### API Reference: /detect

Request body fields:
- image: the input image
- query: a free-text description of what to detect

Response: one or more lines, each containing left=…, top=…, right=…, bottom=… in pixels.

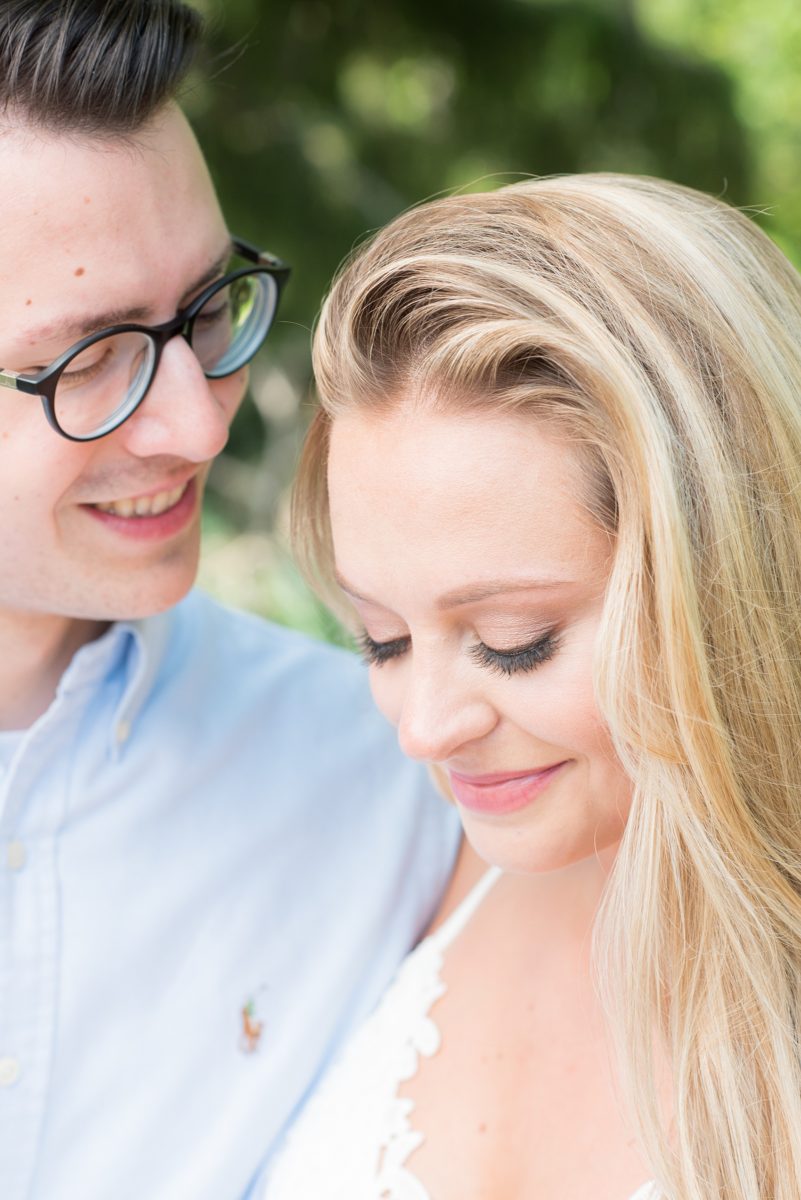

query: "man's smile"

left=90, top=479, right=190, bottom=517
left=81, top=476, right=200, bottom=541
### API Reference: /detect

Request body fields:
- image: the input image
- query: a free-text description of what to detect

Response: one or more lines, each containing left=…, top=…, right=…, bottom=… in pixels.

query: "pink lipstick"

left=448, top=761, right=568, bottom=816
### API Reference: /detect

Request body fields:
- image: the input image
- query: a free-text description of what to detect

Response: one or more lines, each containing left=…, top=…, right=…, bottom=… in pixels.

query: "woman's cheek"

left=367, top=666, right=404, bottom=729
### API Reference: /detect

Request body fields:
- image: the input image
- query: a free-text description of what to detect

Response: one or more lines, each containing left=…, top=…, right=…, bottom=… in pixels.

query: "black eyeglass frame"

left=0, top=236, right=290, bottom=442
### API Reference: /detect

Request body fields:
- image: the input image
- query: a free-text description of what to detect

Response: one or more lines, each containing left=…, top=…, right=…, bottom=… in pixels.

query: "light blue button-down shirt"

left=0, top=590, right=460, bottom=1200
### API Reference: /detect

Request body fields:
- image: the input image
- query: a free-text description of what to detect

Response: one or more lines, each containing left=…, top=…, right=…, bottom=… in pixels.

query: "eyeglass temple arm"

left=0, top=368, right=39, bottom=395
left=232, top=236, right=289, bottom=273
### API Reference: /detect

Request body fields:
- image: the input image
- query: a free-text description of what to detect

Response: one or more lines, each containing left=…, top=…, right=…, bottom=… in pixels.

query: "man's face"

left=0, top=105, right=246, bottom=623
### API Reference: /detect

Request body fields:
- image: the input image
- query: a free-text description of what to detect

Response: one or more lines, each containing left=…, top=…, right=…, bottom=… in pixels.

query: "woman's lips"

left=448, top=761, right=568, bottom=815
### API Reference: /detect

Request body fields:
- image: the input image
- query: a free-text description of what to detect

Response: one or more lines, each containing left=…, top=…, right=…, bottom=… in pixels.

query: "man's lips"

left=447, top=761, right=569, bottom=816
left=81, top=470, right=198, bottom=510
left=80, top=476, right=200, bottom=542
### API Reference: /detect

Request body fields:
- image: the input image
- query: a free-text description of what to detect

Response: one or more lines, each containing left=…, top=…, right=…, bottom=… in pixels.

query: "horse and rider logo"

left=240, top=993, right=265, bottom=1054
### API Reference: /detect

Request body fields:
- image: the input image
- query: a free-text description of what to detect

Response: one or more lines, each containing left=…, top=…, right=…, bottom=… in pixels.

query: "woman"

left=266, top=175, right=801, bottom=1199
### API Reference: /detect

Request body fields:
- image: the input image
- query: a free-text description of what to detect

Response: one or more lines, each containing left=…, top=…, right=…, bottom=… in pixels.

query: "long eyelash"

left=469, top=632, right=559, bottom=677
left=357, top=631, right=410, bottom=667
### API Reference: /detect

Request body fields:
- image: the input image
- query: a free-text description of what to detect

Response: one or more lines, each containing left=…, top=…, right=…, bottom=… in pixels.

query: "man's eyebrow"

left=334, top=573, right=571, bottom=609
left=20, top=238, right=234, bottom=348
left=177, top=240, right=234, bottom=306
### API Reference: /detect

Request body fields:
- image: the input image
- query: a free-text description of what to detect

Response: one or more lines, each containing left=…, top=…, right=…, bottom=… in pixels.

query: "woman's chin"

left=461, top=814, right=623, bottom=878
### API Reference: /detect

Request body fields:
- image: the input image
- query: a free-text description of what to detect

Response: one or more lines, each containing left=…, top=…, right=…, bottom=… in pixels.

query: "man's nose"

left=118, top=333, right=242, bottom=461
left=396, top=653, right=497, bottom=764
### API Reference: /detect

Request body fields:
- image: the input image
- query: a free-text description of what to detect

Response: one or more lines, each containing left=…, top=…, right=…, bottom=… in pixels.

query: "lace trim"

left=374, top=936, right=447, bottom=1199
left=374, top=870, right=506, bottom=1199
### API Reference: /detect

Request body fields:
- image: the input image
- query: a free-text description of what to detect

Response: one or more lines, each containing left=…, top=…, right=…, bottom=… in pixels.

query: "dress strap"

left=429, top=865, right=503, bottom=952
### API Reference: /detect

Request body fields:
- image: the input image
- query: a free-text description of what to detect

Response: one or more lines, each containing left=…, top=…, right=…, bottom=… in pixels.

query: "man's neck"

left=0, top=611, right=110, bottom=731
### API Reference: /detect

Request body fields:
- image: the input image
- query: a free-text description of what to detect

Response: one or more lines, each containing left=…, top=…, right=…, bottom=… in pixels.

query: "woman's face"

left=327, top=404, right=633, bottom=874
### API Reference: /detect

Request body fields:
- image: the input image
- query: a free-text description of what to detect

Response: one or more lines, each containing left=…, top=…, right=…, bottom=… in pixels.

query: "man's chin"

left=112, top=562, right=200, bottom=622
left=70, top=547, right=202, bottom=624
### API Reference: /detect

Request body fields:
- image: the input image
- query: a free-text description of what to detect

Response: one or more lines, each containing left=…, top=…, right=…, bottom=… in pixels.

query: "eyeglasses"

left=0, top=237, right=290, bottom=441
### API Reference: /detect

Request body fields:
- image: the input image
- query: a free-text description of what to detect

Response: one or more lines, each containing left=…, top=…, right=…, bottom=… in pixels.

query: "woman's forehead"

left=327, top=406, right=610, bottom=604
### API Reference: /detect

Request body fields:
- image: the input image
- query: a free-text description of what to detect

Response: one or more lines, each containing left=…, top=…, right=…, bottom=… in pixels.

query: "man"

left=0, top=3, right=459, bottom=1198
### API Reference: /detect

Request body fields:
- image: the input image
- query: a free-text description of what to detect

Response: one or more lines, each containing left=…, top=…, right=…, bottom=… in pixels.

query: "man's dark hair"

left=0, top=0, right=204, bottom=136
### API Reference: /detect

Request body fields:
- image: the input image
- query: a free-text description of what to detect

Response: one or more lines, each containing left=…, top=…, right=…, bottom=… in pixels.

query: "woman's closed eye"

left=358, top=630, right=559, bottom=675
left=469, top=631, right=559, bottom=676
left=357, top=632, right=410, bottom=667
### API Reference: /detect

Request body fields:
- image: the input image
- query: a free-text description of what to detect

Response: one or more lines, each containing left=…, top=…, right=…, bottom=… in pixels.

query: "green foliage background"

left=186, top=0, right=801, bottom=639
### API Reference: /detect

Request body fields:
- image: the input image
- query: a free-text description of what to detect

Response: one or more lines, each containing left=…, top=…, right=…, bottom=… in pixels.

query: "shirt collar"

left=55, top=608, right=174, bottom=759
left=110, top=610, right=173, bottom=758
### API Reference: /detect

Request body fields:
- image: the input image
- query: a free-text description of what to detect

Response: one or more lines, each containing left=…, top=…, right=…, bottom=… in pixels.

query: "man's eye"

left=60, top=345, right=115, bottom=387
left=357, top=632, right=410, bottom=667
left=194, top=301, right=229, bottom=327
left=469, top=632, right=559, bottom=676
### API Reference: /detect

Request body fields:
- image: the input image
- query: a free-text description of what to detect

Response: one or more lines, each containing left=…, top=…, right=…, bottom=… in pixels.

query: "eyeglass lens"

left=191, top=272, right=278, bottom=378
left=54, top=332, right=156, bottom=440
left=52, top=271, right=278, bottom=439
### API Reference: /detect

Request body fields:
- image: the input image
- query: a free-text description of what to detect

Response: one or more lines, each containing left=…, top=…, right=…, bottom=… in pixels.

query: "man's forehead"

left=0, top=105, right=221, bottom=258
left=0, top=107, right=230, bottom=355
left=12, top=241, right=233, bottom=351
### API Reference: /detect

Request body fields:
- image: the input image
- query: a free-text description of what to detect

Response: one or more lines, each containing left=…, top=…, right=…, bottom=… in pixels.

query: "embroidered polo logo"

left=240, top=997, right=264, bottom=1054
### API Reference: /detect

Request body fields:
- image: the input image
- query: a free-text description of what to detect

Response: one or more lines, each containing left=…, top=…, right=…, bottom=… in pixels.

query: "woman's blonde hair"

left=293, top=174, right=801, bottom=1199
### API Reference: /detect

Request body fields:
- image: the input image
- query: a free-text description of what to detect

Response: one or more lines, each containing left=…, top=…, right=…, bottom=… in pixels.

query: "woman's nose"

left=395, top=654, right=497, bottom=764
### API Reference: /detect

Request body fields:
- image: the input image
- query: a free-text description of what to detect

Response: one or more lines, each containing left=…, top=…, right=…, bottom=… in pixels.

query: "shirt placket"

left=0, top=700, right=87, bottom=1200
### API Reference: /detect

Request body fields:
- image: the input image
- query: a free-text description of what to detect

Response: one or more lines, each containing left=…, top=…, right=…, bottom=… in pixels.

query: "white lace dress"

left=261, top=868, right=660, bottom=1200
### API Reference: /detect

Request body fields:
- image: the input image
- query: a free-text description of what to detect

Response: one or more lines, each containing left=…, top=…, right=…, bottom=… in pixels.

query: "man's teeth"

left=94, top=483, right=187, bottom=517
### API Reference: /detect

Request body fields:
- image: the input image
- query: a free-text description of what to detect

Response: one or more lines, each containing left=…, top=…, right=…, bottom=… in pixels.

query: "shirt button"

left=115, top=720, right=131, bottom=744
left=6, top=841, right=26, bottom=871
left=0, top=1058, right=20, bottom=1087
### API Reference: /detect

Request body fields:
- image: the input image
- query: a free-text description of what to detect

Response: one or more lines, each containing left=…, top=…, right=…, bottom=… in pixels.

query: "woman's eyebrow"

left=334, top=572, right=571, bottom=609
left=434, top=578, right=572, bottom=608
